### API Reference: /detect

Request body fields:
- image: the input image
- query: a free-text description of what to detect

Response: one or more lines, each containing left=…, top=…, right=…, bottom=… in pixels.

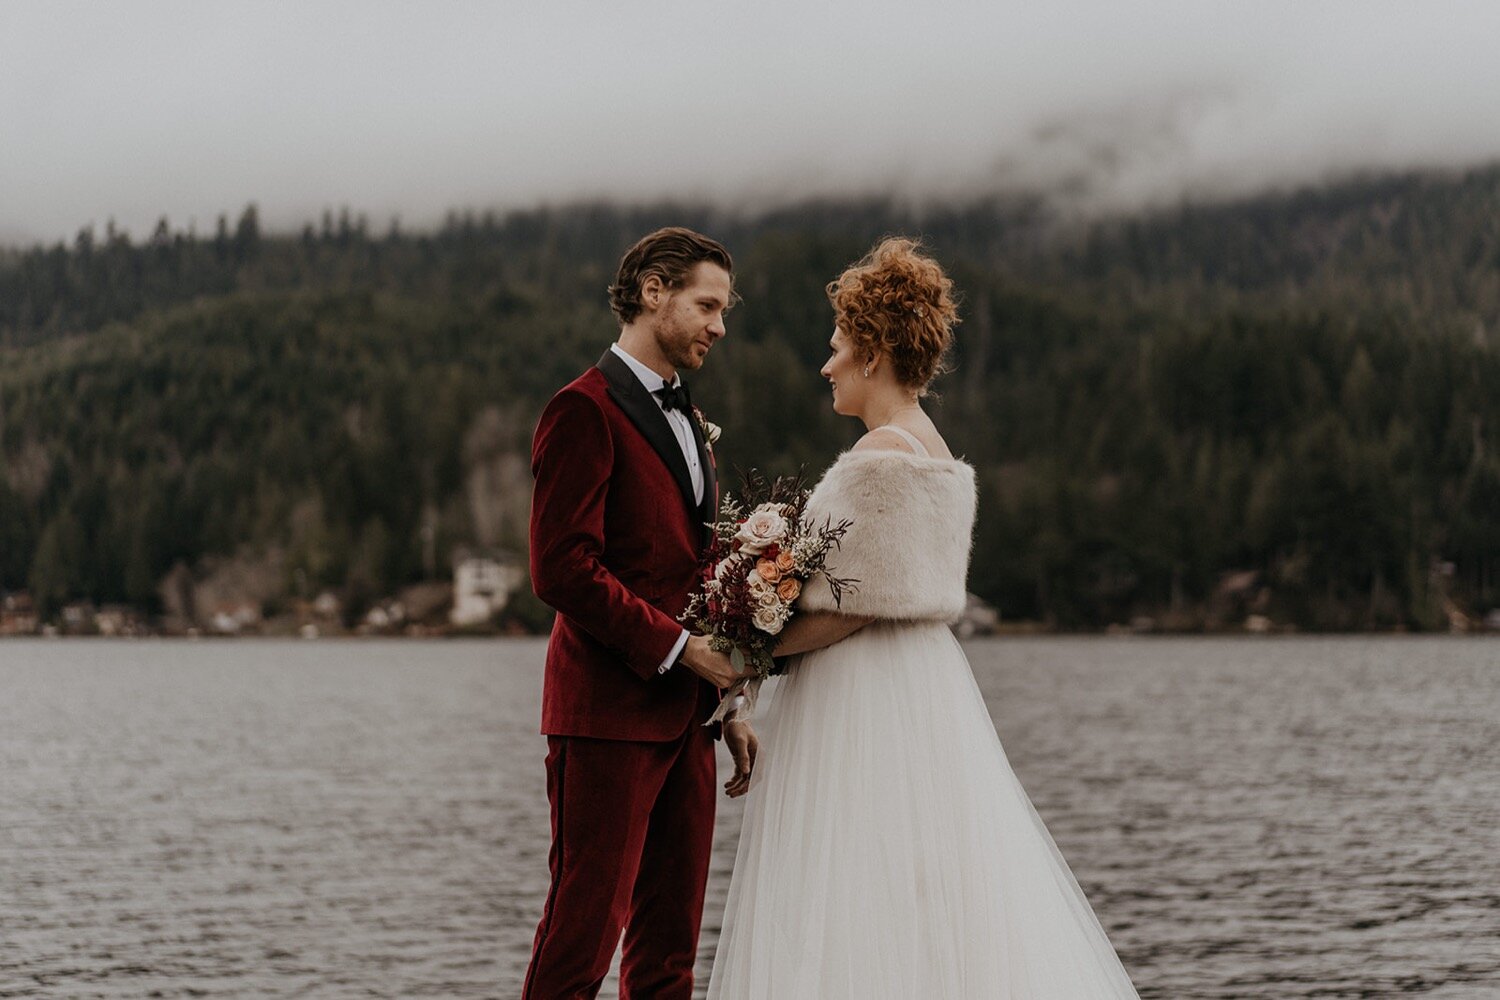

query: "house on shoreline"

left=450, top=547, right=525, bottom=628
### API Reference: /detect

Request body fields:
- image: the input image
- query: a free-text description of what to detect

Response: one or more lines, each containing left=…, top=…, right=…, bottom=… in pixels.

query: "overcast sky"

left=4, top=0, right=1500, bottom=244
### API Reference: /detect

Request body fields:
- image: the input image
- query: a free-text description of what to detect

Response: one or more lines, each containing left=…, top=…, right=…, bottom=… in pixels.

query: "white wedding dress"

left=707, top=427, right=1140, bottom=999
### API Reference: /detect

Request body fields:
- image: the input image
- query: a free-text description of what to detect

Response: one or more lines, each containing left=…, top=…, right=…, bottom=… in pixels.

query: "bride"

left=707, top=239, right=1140, bottom=998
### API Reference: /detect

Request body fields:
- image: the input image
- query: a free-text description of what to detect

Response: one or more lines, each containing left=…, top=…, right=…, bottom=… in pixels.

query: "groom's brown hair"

left=609, top=227, right=735, bottom=324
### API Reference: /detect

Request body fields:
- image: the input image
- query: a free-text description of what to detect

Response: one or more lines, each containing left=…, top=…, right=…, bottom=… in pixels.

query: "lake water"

left=1, top=637, right=1497, bottom=998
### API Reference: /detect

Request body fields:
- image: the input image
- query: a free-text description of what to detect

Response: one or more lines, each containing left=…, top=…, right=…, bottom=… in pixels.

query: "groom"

left=523, top=227, right=751, bottom=999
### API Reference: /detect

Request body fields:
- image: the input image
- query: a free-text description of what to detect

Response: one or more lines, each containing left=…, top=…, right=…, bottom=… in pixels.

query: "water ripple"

left=1, top=637, right=1497, bottom=997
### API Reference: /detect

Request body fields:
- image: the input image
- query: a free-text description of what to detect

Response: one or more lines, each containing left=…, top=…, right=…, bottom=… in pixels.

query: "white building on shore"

left=451, top=548, right=525, bottom=627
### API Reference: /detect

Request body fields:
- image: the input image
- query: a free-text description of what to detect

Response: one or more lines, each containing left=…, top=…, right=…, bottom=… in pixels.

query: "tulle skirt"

left=706, top=621, right=1140, bottom=999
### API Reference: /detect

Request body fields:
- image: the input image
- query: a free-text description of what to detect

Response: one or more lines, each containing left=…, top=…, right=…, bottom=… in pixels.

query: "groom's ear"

left=639, top=273, right=665, bottom=312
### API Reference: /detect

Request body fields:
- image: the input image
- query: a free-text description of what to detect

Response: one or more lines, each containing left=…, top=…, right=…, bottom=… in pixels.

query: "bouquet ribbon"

left=705, top=673, right=766, bottom=726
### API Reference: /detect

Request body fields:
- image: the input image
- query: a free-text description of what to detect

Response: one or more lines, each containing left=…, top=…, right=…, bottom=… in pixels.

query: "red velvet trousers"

left=521, top=726, right=717, bottom=999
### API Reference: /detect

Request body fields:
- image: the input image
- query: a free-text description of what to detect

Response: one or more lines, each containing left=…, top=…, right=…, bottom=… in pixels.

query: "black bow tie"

left=653, top=381, right=691, bottom=413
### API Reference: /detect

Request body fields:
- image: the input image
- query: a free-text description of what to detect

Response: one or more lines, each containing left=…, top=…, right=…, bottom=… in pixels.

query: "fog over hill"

left=4, top=1, right=1500, bottom=243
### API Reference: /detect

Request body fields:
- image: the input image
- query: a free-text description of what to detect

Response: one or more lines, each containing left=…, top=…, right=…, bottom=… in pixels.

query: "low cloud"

left=3, top=1, right=1500, bottom=242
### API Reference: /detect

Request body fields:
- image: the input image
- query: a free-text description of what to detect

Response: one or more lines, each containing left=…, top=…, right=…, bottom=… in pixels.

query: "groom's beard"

left=650, top=309, right=704, bottom=371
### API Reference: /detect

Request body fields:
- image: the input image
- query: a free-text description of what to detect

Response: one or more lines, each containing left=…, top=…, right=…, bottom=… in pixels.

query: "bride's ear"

left=862, top=352, right=879, bottom=378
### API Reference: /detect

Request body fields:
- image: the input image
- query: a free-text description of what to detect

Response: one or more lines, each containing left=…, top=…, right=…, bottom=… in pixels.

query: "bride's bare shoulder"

left=851, top=428, right=916, bottom=454
left=849, top=426, right=955, bottom=460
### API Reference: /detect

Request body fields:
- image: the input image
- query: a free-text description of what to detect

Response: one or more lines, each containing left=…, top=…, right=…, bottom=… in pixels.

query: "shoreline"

left=3, top=628, right=1496, bottom=641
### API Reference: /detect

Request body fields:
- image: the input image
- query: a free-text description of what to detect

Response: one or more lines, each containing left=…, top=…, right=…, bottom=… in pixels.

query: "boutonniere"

left=692, top=405, right=722, bottom=448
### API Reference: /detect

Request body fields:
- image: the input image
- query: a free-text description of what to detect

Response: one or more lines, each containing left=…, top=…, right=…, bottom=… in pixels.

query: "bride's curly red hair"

left=827, top=237, right=958, bottom=394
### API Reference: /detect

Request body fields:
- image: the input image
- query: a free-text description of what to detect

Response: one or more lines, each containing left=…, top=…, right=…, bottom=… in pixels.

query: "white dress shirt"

left=609, top=342, right=699, bottom=674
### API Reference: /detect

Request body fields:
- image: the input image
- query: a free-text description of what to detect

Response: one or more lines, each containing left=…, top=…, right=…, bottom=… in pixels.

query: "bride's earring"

left=863, top=366, right=870, bottom=378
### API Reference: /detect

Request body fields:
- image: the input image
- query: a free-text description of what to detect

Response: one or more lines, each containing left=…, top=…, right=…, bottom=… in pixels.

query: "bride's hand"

left=724, top=720, right=758, bottom=798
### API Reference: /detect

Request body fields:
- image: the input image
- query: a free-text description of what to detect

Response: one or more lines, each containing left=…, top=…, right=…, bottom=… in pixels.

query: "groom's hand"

left=724, top=720, right=758, bottom=798
left=678, top=634, right=744, bottom=689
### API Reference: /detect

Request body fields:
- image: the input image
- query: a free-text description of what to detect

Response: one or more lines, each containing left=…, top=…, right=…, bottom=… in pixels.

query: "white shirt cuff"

left=659, top=629, right=690, bottom=674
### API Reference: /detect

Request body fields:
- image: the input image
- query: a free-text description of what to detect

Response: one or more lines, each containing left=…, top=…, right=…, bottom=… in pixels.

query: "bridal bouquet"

left=680, top=470, right=855, bottom=724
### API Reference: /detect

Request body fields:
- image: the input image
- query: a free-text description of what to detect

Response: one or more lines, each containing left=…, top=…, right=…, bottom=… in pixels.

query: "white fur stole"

left=795, top=449, right=977, bottom=622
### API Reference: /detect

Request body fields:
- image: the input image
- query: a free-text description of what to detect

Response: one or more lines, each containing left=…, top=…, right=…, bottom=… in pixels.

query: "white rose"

left=752, top=603, right=787, bottom=634
left=734, top=506, right=789, bottom=554
left=745, top=568, right=775, bottom=598
left=714, top=556, right=744, bottom=583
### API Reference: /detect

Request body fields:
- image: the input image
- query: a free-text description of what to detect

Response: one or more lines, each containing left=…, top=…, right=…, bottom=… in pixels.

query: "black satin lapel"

left=688, top=411, right=717, bottom=544
left=596, top=349, right=699, bottom=520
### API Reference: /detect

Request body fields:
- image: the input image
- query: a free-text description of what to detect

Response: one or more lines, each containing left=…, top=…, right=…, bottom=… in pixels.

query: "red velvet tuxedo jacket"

left=529, top=348, right=720, bottom=741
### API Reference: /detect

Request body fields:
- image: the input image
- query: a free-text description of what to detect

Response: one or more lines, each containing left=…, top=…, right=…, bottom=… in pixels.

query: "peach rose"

left=775, top=550, right=796, bottom=574
left=755, top=557, right=782, bottom=584
left=777, top=577, right=801, bottom=602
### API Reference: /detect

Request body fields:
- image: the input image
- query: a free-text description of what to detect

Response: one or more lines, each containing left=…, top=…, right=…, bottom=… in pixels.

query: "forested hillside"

left=3, top=164, right=1499, bottom=630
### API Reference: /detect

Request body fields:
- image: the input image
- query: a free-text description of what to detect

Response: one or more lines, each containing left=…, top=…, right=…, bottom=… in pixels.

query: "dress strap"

left=879, top=423, right=930, bottom=457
